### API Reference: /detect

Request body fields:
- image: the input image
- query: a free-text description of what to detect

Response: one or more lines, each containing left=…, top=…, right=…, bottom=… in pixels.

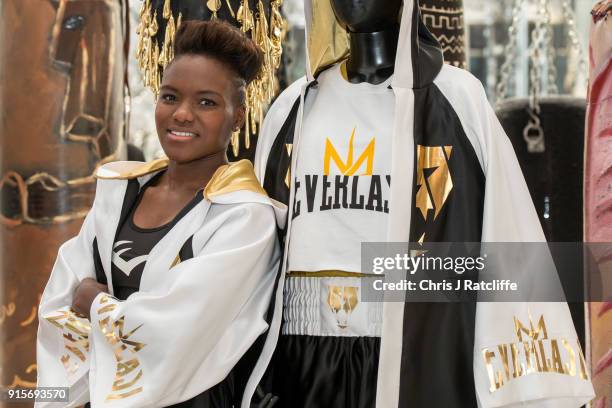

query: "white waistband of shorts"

left=282, top=274, right=383, bottom=337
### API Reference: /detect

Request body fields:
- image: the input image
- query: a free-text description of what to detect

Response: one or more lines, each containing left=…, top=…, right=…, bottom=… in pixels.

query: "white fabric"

left=282, top=276, right=383, bottom=337
left=36, top=164, right=283, bottom=407
left=288, top=63, right=393, bottom=273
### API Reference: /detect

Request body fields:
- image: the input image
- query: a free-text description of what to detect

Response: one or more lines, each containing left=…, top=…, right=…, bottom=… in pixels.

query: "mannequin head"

left=330, top=0, right=402, bottom=32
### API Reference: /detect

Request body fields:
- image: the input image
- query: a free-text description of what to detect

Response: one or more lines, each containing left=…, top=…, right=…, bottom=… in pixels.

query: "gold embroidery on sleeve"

left=482, top=314, right=590, bottom=392
left=96, top=294, right=146, bottom=401
left=44, top=307, right=91, bottom=377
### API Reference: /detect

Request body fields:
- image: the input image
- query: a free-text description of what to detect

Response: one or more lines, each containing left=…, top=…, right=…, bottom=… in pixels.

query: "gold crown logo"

left=324, top=127, right=375, bottom=176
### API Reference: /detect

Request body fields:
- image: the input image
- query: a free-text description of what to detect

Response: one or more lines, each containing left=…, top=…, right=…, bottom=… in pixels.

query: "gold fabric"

left=94, top=158, right=267, bottom=200
left=94, top=158, right=170, bottom=180
left=205, top=159, right=268, bottom=199
left=308, top=0, right=350, bottom=76
left=287, top=270, right=380, bottom=278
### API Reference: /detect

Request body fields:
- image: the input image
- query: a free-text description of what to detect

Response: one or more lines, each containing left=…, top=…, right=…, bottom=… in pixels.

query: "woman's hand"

left=72, top=278, right=109, bottom=320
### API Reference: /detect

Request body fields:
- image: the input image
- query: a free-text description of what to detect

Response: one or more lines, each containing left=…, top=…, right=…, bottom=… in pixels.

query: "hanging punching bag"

left=0, top=0, right=127, bottom=391
left=496, top=97, right=586, bottom=243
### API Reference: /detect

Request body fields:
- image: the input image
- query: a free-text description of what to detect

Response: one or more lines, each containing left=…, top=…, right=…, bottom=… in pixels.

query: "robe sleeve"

left=87, top=201, right=279, bottom=407
left=472, top=83, right=595, bottom=407
left=35, top=206, right=97, bottom=407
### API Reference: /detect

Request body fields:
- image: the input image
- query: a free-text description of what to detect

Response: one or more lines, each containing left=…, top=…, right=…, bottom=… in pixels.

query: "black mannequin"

left=330, top=0, right=402, bottom=84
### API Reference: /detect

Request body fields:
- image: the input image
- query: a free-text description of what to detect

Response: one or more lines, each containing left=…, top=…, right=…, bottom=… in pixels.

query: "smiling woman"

left=35, top=21, right=284, bottom=408
left=155, top=20, right=262, bottom=166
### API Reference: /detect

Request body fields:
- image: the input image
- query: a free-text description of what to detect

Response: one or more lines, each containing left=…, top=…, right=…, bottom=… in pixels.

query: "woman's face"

left=155, top=54, right=244, bottom=163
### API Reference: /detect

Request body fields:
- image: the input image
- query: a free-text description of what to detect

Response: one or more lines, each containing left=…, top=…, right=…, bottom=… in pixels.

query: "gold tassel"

left=152, top=41, right=161, bottom=96
left=160, top=14, right=176, bottom=68
left=231, top=129, right=240, bottom=157
left=225, top=0, right=236, bottom=18
left=163, top=0, right=172, bottom=19
left=207, top=0, right=222, bottom=20
left=148, top=10, right=159, bottom=36
left=237, top=0, right=254, bottom=33
left=176, top=12, right=183, bottom=30
left=269, top=0, right=284, bottom=71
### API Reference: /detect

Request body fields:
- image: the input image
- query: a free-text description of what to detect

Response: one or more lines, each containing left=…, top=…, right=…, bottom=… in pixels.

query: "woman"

left=35, top=20, right=284, bottom=408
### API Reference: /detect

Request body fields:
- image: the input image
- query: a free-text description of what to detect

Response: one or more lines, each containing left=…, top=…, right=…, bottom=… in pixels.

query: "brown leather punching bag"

left=0, top=0, right=127, bottom=400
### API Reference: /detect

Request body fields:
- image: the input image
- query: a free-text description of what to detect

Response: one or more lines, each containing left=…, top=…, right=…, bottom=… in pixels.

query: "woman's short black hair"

left=173, top=20, right=263, bottom=85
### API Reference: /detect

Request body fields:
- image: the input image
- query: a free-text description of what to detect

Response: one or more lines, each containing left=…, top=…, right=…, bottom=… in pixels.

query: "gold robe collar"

left=95, top=158, right=266, bottom=199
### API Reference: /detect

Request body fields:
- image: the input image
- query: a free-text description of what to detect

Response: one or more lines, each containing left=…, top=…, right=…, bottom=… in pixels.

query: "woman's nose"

left=172, top=102, right=194, bottom=124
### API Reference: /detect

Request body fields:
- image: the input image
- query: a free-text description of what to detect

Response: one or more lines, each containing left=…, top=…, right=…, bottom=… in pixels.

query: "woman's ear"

left=233, top=104, right=246, bottom=131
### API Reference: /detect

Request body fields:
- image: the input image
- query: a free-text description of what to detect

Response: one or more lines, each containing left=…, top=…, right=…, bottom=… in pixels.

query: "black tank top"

left=111, top=171, right=202, bottom=300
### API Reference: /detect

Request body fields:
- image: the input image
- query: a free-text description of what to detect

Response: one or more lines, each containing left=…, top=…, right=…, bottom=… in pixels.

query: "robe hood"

left=304, top=0, right=443, bottom=89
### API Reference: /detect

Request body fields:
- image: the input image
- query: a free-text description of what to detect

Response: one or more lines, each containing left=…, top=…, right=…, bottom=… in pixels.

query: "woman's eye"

left=160, top=94, right=176, bottom=102
left=200, top=99, right=217, bottom=107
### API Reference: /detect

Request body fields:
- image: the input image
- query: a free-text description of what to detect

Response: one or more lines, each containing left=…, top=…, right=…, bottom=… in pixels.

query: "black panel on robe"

left=397, top=83, right=484, bottom=408
left=263, top=92, right=303, bottom=207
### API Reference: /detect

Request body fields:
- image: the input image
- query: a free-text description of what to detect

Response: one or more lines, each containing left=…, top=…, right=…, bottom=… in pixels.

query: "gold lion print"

left=327, top=285, right=359, bottom=329
left=482, top=314, right=589, bottom=393
left=97, top=294, right=146, bottom=401
left=44, top=307, right=91, bottom=377
left=415, top=145, right=453, bottom=243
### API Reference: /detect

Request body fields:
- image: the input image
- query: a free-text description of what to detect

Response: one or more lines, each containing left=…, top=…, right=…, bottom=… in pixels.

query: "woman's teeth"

left=169, top=130, right=197, bottom=137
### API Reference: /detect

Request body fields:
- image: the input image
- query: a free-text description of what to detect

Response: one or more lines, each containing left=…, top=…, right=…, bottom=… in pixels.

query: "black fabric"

left=396, top=84, right=484, bottom=408
left=412, top=6, right=444, bottom=89
left=111, top=172, right=202, bottom=300
left=263, top=94, right=302, bottom=207
left=270, top=335, right=380, bottom=408
left=495, top=97, right=585, bottom=243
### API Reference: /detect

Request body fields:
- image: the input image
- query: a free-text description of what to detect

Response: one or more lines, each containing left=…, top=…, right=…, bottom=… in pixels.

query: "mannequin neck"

left=345, top=25, right=399, bottom=84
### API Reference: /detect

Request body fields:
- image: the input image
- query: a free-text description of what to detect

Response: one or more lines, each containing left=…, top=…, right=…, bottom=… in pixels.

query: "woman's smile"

left=166, top=128, right=200, bottom=141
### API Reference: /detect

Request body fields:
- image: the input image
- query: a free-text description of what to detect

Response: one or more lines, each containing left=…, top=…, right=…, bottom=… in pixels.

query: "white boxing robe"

left=36, top=159, right=285, bottom=407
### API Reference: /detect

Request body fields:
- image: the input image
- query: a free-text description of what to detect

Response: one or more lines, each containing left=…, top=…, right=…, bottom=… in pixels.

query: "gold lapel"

left=95, top=158, right=170, bottom=180
left=204, top=160, right=267, bottom=199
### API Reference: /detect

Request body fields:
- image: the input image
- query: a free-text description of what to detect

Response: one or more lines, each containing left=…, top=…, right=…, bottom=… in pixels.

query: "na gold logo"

left=482, top=314, right=589, bottom=393
left=324, top=127, right=375, bottom=176
left=415, top=145, right=453, bottom=221
left=327, top=285, right=359, bottom=329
